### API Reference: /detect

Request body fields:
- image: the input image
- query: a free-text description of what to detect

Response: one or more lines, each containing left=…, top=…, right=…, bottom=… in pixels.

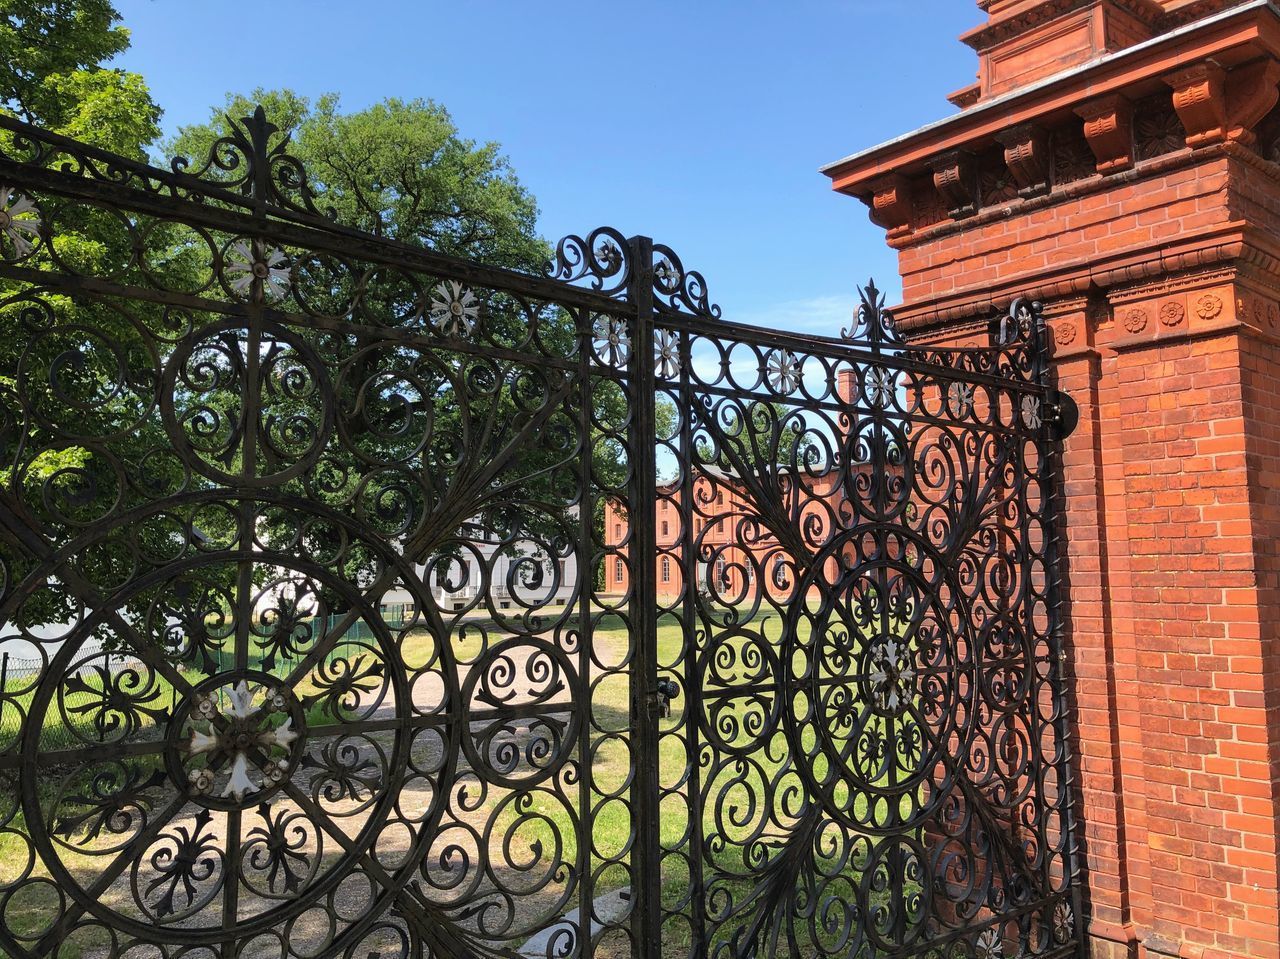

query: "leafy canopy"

left=168, top=89, right=546, bottom=273
left=0, top=0, right=159, bottom=152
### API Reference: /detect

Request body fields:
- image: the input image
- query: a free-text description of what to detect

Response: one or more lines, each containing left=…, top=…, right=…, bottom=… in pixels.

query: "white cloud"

left=730, top=293, right=860, bottom=338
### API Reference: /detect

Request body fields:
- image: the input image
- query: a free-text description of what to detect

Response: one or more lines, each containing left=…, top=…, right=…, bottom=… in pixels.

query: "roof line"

left=818, top=0, right=1277, bottom=177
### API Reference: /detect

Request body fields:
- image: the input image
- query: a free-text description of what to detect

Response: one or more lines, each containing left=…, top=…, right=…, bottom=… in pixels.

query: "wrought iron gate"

left=0, top=109, right=1082, bottom=959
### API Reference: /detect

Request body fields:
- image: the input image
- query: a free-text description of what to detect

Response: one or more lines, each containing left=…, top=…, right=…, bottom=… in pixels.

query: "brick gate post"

left=822, top=3, right=1280, bottom=957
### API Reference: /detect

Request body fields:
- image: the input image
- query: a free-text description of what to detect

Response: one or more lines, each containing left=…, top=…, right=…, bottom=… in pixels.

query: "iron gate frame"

left=0, top=107, right=1084, bottom=959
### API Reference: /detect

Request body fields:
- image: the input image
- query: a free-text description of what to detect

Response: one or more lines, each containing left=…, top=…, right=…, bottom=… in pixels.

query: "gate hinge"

left=1044, top=388, right=1079, bottom=438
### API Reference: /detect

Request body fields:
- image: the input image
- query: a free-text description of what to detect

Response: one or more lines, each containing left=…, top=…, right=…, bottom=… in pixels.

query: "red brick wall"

left=1105, top=330, right=1276, bottom=957
left=823, top=5, right=1280, bottom=955
left=883, top=137, right=1280, bottom=957
left=896, top=155, right=1234, bottom=312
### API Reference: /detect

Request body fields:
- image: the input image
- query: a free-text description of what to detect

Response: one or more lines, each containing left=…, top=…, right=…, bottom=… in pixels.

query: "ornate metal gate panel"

left=646, top=291, right=1083, bottom=959
left=0, top=110, right=1081, bottom=959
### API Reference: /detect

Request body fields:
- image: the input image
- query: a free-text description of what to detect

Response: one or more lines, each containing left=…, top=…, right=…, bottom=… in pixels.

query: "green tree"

left=0, top=0, right=159, bottom=150
left=0, top=0, right=166, bottom=633
left=168, top=92, right=661, bottom=612
left=167, top=89, right=544, bottom=272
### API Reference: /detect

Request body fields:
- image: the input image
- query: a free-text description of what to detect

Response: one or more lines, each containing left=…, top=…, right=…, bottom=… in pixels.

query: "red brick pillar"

left=822, top=3, right=1280, bottom=956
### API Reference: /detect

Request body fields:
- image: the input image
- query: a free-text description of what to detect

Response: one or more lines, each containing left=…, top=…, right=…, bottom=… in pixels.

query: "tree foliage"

left=0, top=0, right=159, bottom=150
left=0, top=0, right=165, bottom=631
left=168, top=89, right=545, bottom=273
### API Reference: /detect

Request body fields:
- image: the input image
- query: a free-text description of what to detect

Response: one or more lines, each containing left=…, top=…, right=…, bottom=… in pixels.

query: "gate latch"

left=655, top=678, right=681, bottom=718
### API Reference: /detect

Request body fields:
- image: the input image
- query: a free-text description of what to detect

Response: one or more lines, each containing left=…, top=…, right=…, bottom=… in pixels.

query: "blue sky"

left=114, top=1, right=981, bottom=334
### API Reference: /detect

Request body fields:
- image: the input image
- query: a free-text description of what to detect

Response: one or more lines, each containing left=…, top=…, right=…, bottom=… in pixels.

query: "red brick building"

left=603, top=465, right=846, bottom=601
left=824, top=2, right=1280, bottom=957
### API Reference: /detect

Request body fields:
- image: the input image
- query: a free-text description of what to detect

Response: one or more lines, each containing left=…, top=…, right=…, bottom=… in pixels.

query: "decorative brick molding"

left=1165, top=58, right=1280, bottom=149
left=953, top=0, right=1263, bottom=105
left=823, top=2, right=1280, bottom=243
left=1165, top=62, right=1230, bottom=147
left=865, top=174, right=913, bottom=240
left=1225, top=57, right=1280, bottom=145
left=1076, top=94, right=1135, bottom=173
left=995, top=123, right=1051, bottom=197
left=963, top=0, right=1162, bottom=53
left=930, top=150, right=980, bottom=218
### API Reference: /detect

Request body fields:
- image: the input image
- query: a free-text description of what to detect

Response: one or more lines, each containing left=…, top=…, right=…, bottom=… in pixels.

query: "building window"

left=615, top=523, right=622, bottom=540
left=773, top=556, right=786, bottom=588
left=716, top=557, right=727, bottom=588
left=661, top=557, right=671, bottom=582
left=615, top=558, right=624, bottom=583
left=661, top=521, right=669, bottom=536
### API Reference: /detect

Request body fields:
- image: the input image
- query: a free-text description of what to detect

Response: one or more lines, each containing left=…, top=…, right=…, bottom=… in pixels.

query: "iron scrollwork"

left=0, top=102, right=1081, bottom=959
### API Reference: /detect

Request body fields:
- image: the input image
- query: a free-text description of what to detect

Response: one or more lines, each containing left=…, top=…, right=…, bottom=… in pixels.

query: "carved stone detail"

left=866, top=174, right=914, bottom=240
left=930, top=151, right=979, bottom=219
left=1164, top=59, right=1280, bottom=149
left=1123, top=307, right=1149, bottom=333
left=1053, top=126, right=1097, bottom=185
left=1196, top=293, right=1223, bottom=320
left=1076, top=95, right=1135, bottom=173
left=913, top=184, right=949, bottom=230
left=995, top=124, right=1051, bottom=198
left=1158, top=301, right=1185, bottom=327
left=1055, top=322, right=1078, bottom=346
left=1165, top=63, right=1228, bottom=148
left=1225, top=58, right=1280, bottom=147
left=979, top=153, right=1020, bottom=206
left=1135, top=93, right=1186, bottom=159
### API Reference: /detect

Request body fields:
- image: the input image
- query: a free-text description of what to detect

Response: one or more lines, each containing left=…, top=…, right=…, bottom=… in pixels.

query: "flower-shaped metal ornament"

left=866, top=367, right=895, bottom=408
left=183, top=680, right=300, bottom=804
left=975, top=929, right=1003, bottom=959
left=0, top=186, right=41, bottom=258
left=1053, top=902, right=1074, bottom=944
left=867, top=638, right=916, bottom=713
left=597, top=238, right=623, bottom=273
left=429, top=280, right=480, bottom=337
left=593, top=316, right=630, bottom=368
left=947, top=382, right=974, bottom=419
left=226, top=240, right=290, bottom=300
left=1021, top=396, right=1042, bottom=430
left=654, top=257, right=681, bottom=294
left=655, top=329, right=681, bottom=379
left=765, top=349, right=800, bottom=395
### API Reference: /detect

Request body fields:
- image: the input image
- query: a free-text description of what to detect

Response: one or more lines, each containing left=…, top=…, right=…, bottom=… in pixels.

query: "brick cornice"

left=891, top=214, right=1252, bottom=334
left=822, top=0, right=1280, bottom=194
left=960, top=0, right=1164, bottom=52
left=1162, top=0, right=1259, bottom=28
left=887, top=144, right=1206, bottom=251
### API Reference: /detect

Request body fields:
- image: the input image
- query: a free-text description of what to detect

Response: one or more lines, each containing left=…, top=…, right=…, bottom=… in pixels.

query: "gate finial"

left=845, top=279, right=904, bottom=345
left=167, top=103, right=332, bottom=220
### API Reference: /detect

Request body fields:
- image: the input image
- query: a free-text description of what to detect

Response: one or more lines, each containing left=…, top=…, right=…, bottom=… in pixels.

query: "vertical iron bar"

left=1028, top=305, right=1087, bottom=958
left=576, top=305, right=596, bottom=956
left=678, top=327, right=708, bottom=957
left=626, top=235, right=661, bottom=959
left=222, top=119, right=272, bottom=955
left=0, top=652, right=7, bottom=743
